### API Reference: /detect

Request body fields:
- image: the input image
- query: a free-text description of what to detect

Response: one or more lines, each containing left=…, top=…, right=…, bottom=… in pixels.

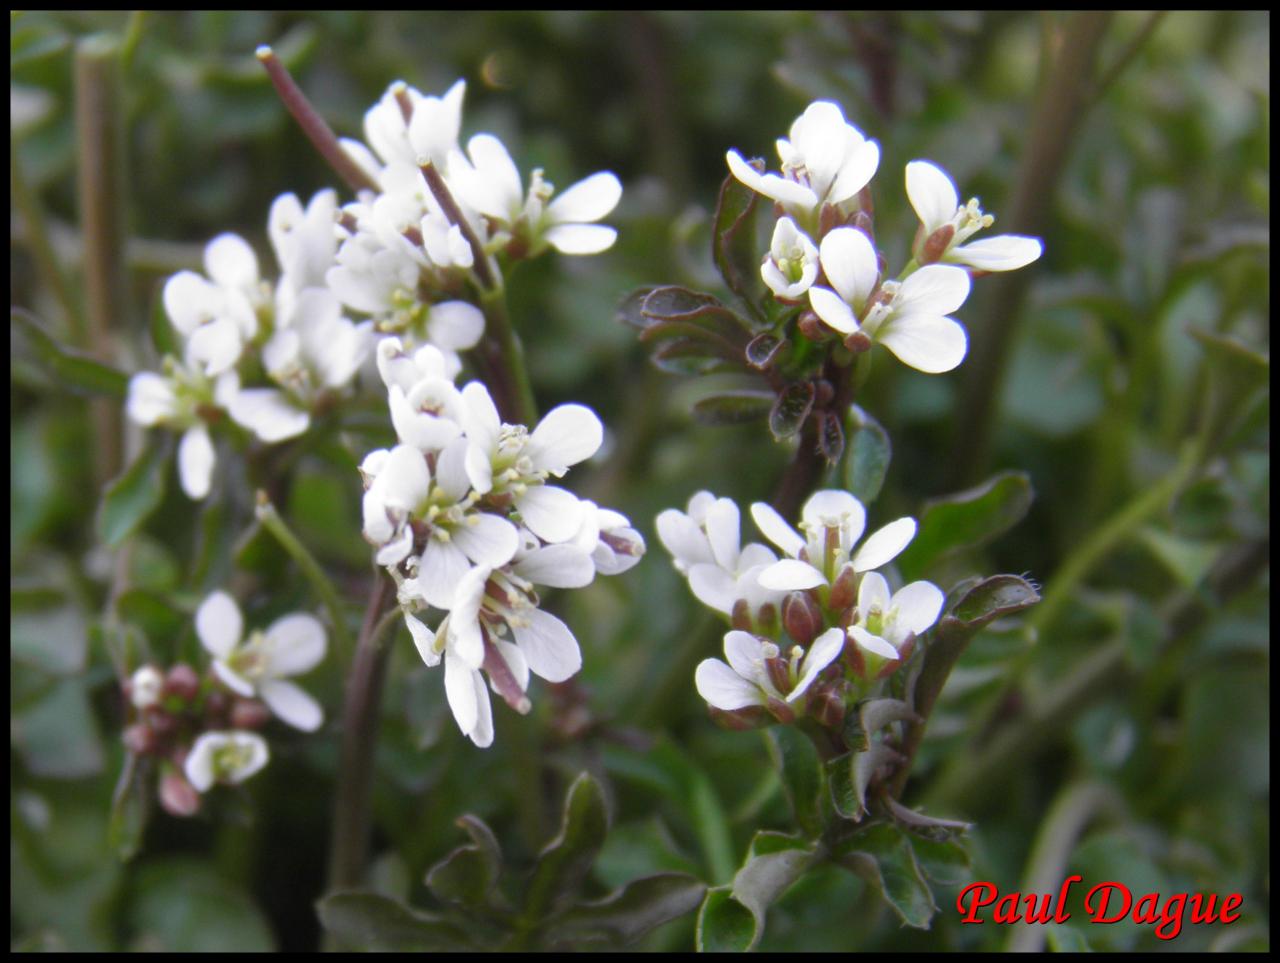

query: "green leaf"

left=835, top=824, right=937, bottom=929
left=553, top=873, right=706, bottom=947
left=898, top=472, right=1033, bottom=579
left=724, top=832, right=819, bottom=950
left=827, top=753, right=859, bottom=820
left=909, top=836, right=973, bottom=887
left=11, top=308, right=130, bottom=397
left=769, top=381, right=815, bottom=440
left=316, top=891, right=474, bottom=952
left=882, top=796, right=971, bottom=842
left=130, top=857, right=275, bottom=951
left=616, top=286, right=659, bottom=330
left=696, top=886, right=756, bottom=952
left=711, top=170, right=764, bottom=313
left=691, top=390, right=775, bottom=426
left=424, top=814, right=502, bottom=908
left=524, top=772, right=609, bottom=921
left=842, top=404, right=892, bottom=503
left=107, top=754, right=150, bottom=862
left=1136, top=526, right=1219, bottom=589
left=745, top=332, right=787, bottom=369
left=816, top=409, right=844, bottom=463
left=765, top=727, right=825, bottom=837
left=97, top=438, right=171, bottom=548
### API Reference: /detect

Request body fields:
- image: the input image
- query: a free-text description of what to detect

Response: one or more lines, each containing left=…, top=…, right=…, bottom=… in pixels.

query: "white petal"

left=212, top=660, right=256, bottom=698
left=857, top=570, right=892, bottom=621
left=828, top=139, right=880, bottom=203
left=511, top=608, right=581, bottom=683
left=184, top=735, right=218, bottom=792
left=704, top=498, right=741, bottom=572
left=126, top=373, right=177, bottom=426
left=178, top=425, right=216, bottom=500
left=656, top=509, right=714, bottom=569
left=427, top=301, right=485, bottom=351
left=418, top=539, right=474, bottom=611
left=723, top=629, right=768, bottom=681
left=378, top=444, right=431, bottom=511
left=452, top=514, right=520, bottom=568
left=467, top=671, right=494, bottom=748
left=819, top=228, right=878, bottom=307
left=434, top=437, right=472, bottom=502
left=492, top=638, right=530, bottom=694
left=527, top=404, right=603, bottom=472
left=905, top=160, right=959, bottom=235
left=459, top=381, right=501, bottom=454
left=375, top=527, right=414, bottom=567
left=513, top=543, right=596, bottom=588
left=515, top=485, right=584, bottom=544
left=738, top=542, right=778, bottom=570
left=462, top=133, right=523, bottom=217
left=263, top=612, right=327, bottom=676
left=226, top=389, right=309, bottom=443
left=547, top=171, right=622, bottom=224
left=757, top=559, right=827, bottom=591
left=877, top=313, right=968, bottom=374
left=749, top=503, right=805, bottom=558
left=406, top=613, right=440, bottom=667
left=808, top=285, right=860, bottom=335
left=788, top=627, right=846, bottom=702
left=695, top=659, right=764, bottom=711
left=464, top=442, right=495, bottom=496
left=950, top=235, right=1043, bottom=272
left=444, top=650, right=479, bottom=736
left=892, top=581, right=946, bottom=636
left=363, top=490, right=394, bottom=545
left=849, top=624, right=900, bottom=661
left=445, top=565, right=490, bottom=667
left=224, top=732, right=269, bottom=783
left=185, top=315, right=243, bottom=376
left=851, top=517, right=917, bottom=572
left=802, top=490, right=865, bottom=530
left=896, top=264, right=971, bottom=317
left=259, top=679, right=323, bottom=732
left=163, top=271, right=216, bottom=335
left=545, top=223, right=617, bottom=255
left=196, top=590, right=242, bottom=657
left=204, top=233, right=259, bottom=289
left=688, top=563, right=738, bottom=615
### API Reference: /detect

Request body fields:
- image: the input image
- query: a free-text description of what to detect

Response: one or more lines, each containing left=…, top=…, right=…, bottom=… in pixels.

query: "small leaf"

left=909, top=836, right=973, bottom=886
left=851, top=742, right=900, bottom=821
left=726, top=832, right=818, bottom=949
left=712, top=169, right=764, bottom=312
left=843, top=404, right=892, bottom=503
left=898, top=472, right=1033, bottom=580
left=640, top=285, right=725, bottom=321
left=97, top=438, right=171, bottom=547
left=425, top=816, right=501, bottom=910
left=745, top=332, right=787, bottom=370
left=696, top=886, right=756, bottom=952
left=691, top=390, right=774, bottom=426
left=765, top=727, right=825, bottom=838
left=12, top=308, right=130, bottom=397
left=108, top=753, right=150, bottom=861
left=882, top=796, right=971, bottom=841
left=650, top=338, right=730, bottom=376
left=1136, top=526, right=1219, bottom=589
left=817, top=409, right=845, bottom=464
left=827, top=753, right=859, bottom=819
left=524, top=772, right=609, bottom=921
left=616, top=286, right=659, bottom=330
left=859, top=698, right=919, bottom=736
left=769, top=381, right=815, bottom=440
left=949, top=574, right=1041, bottom=627
left=316, top=891, right=475, bottom=951
left=835, top=824, right=937, bottom=929
left=554, top=873, right=706, bottom=947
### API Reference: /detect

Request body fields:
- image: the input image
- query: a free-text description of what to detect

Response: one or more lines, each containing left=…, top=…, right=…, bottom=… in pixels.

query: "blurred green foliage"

left=11, top=10, right=1268, bottom=952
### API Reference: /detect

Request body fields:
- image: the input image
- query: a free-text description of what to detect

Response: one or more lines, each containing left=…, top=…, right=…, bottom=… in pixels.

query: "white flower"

left=162, top=233, right=266, bottom=377
left=695, top=627, right=845, bottom=711
left=184, top=731, right=270, bottom=792
left=808, top=227, right=971, bottom=373
left=846, top=571, right=944, bottom=661
left=129, top=665, right=164, bottom=710
left=341, top=79, right=467, bottom=180
left=195, top=591, right=327, bottom=732
left=726, top=101, right=880, bottom=224
left=448, top=133, right=622, bottom=255
left=574, top=501, right=646, bottom=576
left=762, top=217, right=820, bottom=300
left=751, top=490, right=917, bottom=592
left=268, top=189, right=341, bottom=296
left=905, top=160, right=1042, bottom=272
left=457, top=381, right=601, bottom=543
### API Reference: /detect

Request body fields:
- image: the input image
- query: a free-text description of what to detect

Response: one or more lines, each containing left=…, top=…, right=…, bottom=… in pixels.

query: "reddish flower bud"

left=764, top=655, right=793, bottom=696
left=810, top=682, right=849, bottom=729
left=765, top=697, right=796, bottom=725
left=159, top=771, right=201, bottom=818
left=144, top=706, right=179, bottom=737
left=813, top=379, right=835, bottom=407
left=852, top=210, right=874, bottom=237
left=203, top=689, right=230, bottom=726
left=797, top=311, right=829, bottom=342
left=164, top=663, right=201, bottom=702
left=708, top=704, right=771, bottom=731
left=229, top=699, right=272, bottom=730
left=843, top=331, right=873, bottom=354
left=921, top=224, right=956, bottom=264
left=828, top=564, right=858, bottom=614
left=123, top=723, right=158, bottom=756
left=730, top=598, right=754, bottom=631
left=782, top=591, right=823, bottom=647
left=755, top=601, right=780, bottom=636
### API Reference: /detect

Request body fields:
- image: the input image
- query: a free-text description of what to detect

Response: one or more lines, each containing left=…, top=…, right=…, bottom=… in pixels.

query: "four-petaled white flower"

left=846, top=570, right=945, bottom=662
left=905, top=160, right=1043, bottom=272
left=695, top=627, right=845, bottom=711
left=162, top=233, right=266, bottom=377
left=184, top=730, right=270, bottom=793
left=195, top=591, right=327, bottom=732
left=808, top=226, right=972, bottom=373
left=726, top=101, right=880, bottom=226
left=762, top=217, right=820, bottom=300
left=751, top=490, right=916, bottom=593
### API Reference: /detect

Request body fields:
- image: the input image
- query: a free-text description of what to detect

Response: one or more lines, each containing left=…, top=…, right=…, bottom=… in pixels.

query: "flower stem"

left=256, top=45, right=379, bottom=196
left=326, top=573, right=397, bottom=894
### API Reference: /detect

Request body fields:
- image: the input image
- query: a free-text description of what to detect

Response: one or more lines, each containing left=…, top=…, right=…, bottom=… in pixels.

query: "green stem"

left=254, top=493, right=354, bottom=658
left=11, top=139, right=82, bottom=341
left=1004, top=780, right=1124, bottom=951
left=326, top=574, right=397, bottom=894
left=477, top=288, right=538, bottom=426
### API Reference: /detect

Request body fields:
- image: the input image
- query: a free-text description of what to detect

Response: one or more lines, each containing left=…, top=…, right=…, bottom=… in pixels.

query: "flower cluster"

left=121, top=592, right=327, bottom=815
left=658, top=489, right=943, bottom=727
left=728, top=100, right=1042, bottom=374
left=360, top=340, right=644, bottom=747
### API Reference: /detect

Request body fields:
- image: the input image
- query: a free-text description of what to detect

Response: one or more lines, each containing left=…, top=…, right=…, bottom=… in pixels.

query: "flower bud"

left=164, top=663, right=201, bottom=703
left=755, top=601, right=780, bottom=636
left=159, top=771, right=201, bottom=818
left=921, top=223, right=956, bottom=264
left=708, top=704, right=771, bottom=731
left=229, top=699, right=272, bottom=730
left=765, top=697, right=796, bottom=725
left=852, top=210, right=874, bottom=237
left=828, top=564, right=858, bottom=614
left=782, top=591, right=823, bottom=647
left=730, top=598, right=754, bottom=632
left=203, top=689, right=230, bottom=727
left=144, top=706, right=179, bottom=737
left=763, top=655, right=793, bottom=696
left=123, top=723, right=158, bottom=756
left=797, top=311, right=830, bottom=342
left=128, top=665, right=164, bottom=710
left=810, top=681, right=849, bottom=729
left=842, top=331, right=873, bottom=354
